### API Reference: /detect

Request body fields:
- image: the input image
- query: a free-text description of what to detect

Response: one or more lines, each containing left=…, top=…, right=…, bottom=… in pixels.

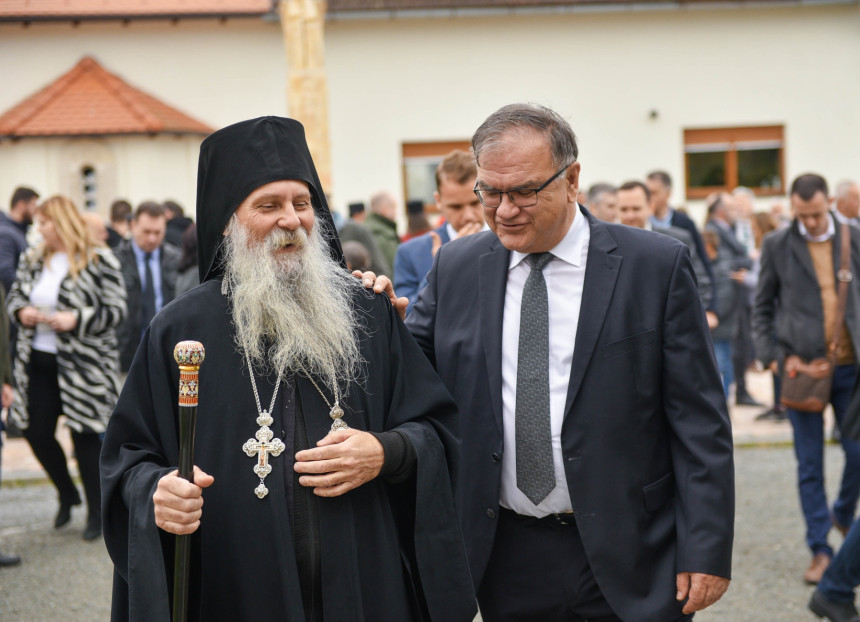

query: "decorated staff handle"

left=172, top=341, right=205, bottom=622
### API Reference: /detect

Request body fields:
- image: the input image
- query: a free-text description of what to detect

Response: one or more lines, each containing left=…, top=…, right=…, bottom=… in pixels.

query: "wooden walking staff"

left=172, top=341, right=205, bottom=622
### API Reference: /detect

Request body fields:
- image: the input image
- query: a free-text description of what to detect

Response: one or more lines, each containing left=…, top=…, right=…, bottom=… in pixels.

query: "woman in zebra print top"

left=7, top=195, right=126, bottom=541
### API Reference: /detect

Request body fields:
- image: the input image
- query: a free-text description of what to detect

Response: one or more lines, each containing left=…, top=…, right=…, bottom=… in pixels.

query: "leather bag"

left=780, top=223, right=852, bottom=412
left=780, top=355, right=833, bottom=412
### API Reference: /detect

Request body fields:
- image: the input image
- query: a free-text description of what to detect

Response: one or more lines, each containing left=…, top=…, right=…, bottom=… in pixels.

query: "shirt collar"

left=798, top=212, right=835, bottom=242
left=132, top=240, right=161, bottom=261
left=650, top=208, right=673, bottom=229
left=509, top=204, right=589, bottom=270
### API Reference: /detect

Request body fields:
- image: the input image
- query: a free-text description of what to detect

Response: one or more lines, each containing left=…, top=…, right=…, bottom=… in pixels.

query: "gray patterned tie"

left=516, top=252, right=556, bottom=505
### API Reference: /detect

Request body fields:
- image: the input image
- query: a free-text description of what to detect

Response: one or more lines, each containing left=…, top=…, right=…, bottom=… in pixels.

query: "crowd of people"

left=0, top=104, right=858, bottom=622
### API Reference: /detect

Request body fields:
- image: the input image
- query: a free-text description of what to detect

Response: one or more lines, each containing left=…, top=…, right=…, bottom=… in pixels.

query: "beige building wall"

left=1, top=4, right=859, bottom=226
left=325, top=3, right=860, bottom=224
left=0, top=18, right=286, bottom=214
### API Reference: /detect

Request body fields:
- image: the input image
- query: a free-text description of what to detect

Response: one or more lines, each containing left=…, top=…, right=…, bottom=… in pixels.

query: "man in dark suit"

left=394, top=150, right=485, bottom=314
left=114, top=201, right=180, bottom=372
left=647, top=170, right=711, bottom=278
left=406, top=104, right=734, bottom=621
left=753, top=173, right=860, bottom=585
left=616, top=180, right=713, bottom=311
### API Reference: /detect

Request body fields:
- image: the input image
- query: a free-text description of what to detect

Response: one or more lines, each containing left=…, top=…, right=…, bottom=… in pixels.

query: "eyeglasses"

left=473, top=162, right=573, bottom=208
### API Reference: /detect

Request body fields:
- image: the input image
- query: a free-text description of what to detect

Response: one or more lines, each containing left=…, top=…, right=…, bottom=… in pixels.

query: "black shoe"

left=736, top=393, right=765, bottom=407
left=755, top=407, right=788, bottom=421
left=82, top=518, right=102, bottom=541
left=54, top=498, right=81, bottom=529
left=0, top=552, right=21, bottom=567
left=809, top=589, right=860, bottom=622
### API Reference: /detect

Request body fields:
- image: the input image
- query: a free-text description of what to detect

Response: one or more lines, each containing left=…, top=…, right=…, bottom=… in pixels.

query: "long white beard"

left=221, top=217, right=365, bottom=394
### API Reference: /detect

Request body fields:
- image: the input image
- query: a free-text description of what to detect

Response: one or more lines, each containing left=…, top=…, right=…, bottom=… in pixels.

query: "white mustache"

left=266, top=227, right=308, bottom=251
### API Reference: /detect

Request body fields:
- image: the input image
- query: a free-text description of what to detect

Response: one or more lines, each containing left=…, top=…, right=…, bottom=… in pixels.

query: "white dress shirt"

left=799, top=212, right=835, bottom=242
left=499, top=208, right=590, bottom=517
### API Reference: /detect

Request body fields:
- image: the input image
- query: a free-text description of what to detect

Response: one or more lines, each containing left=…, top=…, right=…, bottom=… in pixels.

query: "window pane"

left=687, top=151, right=726, bottom=188
left=737, top=148, right=781, bottom=191
left=403, top=159, right=437, bottom=207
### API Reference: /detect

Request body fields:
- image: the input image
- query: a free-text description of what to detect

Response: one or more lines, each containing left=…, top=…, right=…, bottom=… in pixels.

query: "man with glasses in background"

left=403, top=103, right=734, bottom=621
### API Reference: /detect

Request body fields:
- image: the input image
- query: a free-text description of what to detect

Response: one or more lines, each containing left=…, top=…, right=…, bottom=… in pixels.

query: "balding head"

left=835, top=180, right=860, bottom=220
left=370, top=191, right=398, bottom=221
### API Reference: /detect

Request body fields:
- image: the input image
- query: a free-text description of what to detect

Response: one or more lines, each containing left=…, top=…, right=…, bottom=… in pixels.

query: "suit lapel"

left=789, top=221, right=819, bottom=283
left=479, top=237, right=509, bottom=435
left=437, top=224, right=451, bottom=245
left=564, top=214, right=622, bottom=416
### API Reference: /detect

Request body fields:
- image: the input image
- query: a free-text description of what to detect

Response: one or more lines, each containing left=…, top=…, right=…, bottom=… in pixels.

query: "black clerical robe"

left=100, top=280, right=476, bottom=622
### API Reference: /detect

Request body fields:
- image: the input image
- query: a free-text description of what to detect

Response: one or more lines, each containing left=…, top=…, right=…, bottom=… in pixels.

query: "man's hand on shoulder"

left=294, top=428, right=384, bottom=497
left=676, top=572, right=730, bottom=614
left=153, top=466, right=214, bottom=535
left=351, top=270, right=408, bottom=320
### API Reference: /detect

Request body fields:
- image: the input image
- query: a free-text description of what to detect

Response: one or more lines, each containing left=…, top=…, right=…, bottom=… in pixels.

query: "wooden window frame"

left=401, top=140, right=472, bottom=215
left=684, top=125, right=785, bottom=200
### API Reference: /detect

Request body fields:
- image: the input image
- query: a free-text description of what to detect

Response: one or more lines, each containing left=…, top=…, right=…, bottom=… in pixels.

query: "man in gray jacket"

left=753, top=173, right=860, bottom=585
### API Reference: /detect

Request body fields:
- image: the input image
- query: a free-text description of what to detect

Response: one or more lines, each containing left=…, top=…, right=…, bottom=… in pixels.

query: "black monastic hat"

left=195, top=116, right=343, bottom=282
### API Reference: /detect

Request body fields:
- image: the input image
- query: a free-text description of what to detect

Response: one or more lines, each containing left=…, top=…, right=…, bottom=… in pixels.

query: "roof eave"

left=0, top=12, right=274, bottom=24
left=0, top=130, right=212, bottom=139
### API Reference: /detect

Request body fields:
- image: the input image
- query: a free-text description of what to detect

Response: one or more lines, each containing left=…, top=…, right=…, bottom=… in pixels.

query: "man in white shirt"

left=405, top=103, right=734, bottom=621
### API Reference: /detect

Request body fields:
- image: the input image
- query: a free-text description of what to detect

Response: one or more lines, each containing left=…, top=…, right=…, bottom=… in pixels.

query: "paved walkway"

left=0, top=368, right=850, bottom=620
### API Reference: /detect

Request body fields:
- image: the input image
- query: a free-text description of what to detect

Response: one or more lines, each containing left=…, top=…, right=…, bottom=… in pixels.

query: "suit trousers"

left=478, top=508, right=695, bottom=621
left=788, top=364, right=860, bottom=556
left=477, top=507, right=618, bottom=621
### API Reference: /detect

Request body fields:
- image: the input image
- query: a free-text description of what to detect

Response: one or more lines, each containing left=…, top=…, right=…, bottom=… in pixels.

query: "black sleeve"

left=370, top=429, right=417, bottom=483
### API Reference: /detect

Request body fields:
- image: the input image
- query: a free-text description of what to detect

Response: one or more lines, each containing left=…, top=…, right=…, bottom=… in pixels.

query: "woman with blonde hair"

left=7, top=195, right=126, bottom=540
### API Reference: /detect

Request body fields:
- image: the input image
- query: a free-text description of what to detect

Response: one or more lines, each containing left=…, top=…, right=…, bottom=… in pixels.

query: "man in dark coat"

left=753, top=173, right=860, bottom=585
left=100, top=117, right=475, bottom=622
left=0, top=186, right=38, bottom=295
left=114, top=202, right=181, bottom=372
left=405, top=104, right=734, bottom=621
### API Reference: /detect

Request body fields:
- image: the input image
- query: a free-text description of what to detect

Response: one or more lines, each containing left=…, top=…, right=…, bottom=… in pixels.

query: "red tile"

left=0, top=57, right=213, bottom=137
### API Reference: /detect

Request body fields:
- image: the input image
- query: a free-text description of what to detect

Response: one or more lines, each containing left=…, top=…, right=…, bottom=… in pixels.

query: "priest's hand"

left=294, top=428, right=384, bottom=497
left=676, top=572, right=730, bottom=614
left=352, top=270, right=409, bottom=321
left=153, top=466, right=215, bottom=535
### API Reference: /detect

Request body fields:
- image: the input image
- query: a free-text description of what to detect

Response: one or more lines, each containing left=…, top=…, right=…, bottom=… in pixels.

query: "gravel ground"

left=0, top=445, right=850, bottom=621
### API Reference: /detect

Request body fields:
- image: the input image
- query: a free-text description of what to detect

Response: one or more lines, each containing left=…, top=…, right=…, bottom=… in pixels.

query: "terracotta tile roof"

left=0, top=0, right=271, bottom=21
left=327, top=0, right=800, bottom=10
left=0, top=57, right=213, bottom=138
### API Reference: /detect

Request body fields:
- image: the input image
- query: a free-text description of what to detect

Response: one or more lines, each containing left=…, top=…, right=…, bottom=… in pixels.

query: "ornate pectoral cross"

left=242, top=413, right=285, bottom=499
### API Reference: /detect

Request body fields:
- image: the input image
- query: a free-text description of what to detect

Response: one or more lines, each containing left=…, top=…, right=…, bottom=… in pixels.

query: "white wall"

left=0, top=17, right=287, bottom=214
left=1, top=4, right=859, bottom=227
left=325, top=3, right=860, bottom=224
left=0, top=135, right=202, bottom=218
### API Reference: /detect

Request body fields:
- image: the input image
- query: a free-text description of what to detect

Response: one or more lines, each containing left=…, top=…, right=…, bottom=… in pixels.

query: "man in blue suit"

left=393, top=150, right=485, bottom=314
left=405, top=104, right=734, bottom=621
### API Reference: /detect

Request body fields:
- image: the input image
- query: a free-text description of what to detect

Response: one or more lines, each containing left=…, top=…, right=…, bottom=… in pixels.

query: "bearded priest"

left=100, top=117, right=476, bottom=622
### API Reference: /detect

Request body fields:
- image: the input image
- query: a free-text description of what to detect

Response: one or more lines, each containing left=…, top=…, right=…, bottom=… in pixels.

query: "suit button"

left=491, top=453, right=500, bottom=463
left=486, top=508, right=496, bottom=519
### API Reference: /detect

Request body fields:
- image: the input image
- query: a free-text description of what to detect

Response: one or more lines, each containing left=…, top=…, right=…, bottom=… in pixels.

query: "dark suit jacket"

left=393, top=224, right=451, bottom=315
left=406, top=208, right=734, bottom=622
left=654, top=225, right=713, bottom=309
left=705, top=219, right=752, bottom=269
left=115, top=240, right=181, bottom=371
left=753, top=219, right=860, bottom=433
